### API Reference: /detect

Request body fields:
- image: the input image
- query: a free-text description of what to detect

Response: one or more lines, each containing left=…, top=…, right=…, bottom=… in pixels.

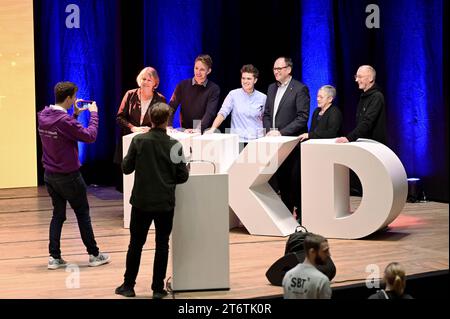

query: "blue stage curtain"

left=34, top=0, right=447, bottom=200
left=379, top=0, right=445, bottom=199
left=332, top=0, right=446, bottom=200
left=300, top=0, right=336, bottom=128
left=34, top=0, right=121, bottom=165
left=143, top=0, right=203, bottom=128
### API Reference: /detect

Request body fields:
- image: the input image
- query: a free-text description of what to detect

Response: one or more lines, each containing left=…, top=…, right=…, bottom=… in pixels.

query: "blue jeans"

left=124, top=207, right=174, bottom=292
left=44, top=171, right=99, bottom=259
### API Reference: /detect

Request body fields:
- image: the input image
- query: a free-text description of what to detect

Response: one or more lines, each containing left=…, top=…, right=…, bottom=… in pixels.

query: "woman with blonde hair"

left=369, top=262, right=413, bottom=299
left=113, top=67, right=166, bottom=191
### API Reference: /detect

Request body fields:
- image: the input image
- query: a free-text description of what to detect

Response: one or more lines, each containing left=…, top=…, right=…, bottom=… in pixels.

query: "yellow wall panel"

left=0, top=0, right=37, bottom=188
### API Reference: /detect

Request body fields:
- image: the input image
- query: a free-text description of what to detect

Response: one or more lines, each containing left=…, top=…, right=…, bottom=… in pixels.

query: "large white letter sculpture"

left=228, top=136, right=300, bottom=236
left=301, top=139, right=408, bottom=239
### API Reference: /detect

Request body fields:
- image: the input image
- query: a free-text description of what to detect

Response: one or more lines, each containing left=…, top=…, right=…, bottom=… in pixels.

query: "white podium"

left=228, top=136, right=300, bottom=236
left=301, top=138, right=408, bottom=239
left=171, top=173, right=229, bottom=291
left=191, top=133, right=241, bottom=228
left=122, top=131, right=199, bottom=228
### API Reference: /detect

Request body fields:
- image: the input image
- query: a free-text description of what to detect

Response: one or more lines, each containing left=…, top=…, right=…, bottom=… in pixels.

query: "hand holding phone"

left=88, top=101, right=98, bottom=113
left=74, top=99, right=97, bottom=115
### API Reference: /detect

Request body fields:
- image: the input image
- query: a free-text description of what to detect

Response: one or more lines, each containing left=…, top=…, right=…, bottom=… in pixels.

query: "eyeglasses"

left=273, top=66, right=289, bottom=72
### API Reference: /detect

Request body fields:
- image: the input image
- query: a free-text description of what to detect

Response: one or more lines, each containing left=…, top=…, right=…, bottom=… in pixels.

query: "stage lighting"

left=407, top=178, right=426, bottom=203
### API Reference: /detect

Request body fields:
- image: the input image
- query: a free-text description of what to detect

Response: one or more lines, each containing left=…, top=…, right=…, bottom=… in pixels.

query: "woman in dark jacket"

left=369, top=262, right=413, bottom=299
left=114, top=66, right=166, bottom=164
left=113, top=67, right=166, bottom=191
left=299, top=85, right=342, bottom=141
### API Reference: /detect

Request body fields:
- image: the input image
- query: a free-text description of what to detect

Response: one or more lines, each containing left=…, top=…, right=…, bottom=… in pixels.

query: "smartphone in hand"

left=78, top=99, right=94, bottom=108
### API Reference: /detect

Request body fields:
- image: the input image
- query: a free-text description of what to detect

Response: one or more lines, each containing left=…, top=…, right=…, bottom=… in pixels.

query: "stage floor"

left=0, top=186, right=448, bottom=299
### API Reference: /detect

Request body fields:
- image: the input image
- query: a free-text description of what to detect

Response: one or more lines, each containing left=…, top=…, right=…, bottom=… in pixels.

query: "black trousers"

left=44, top=171, right=99, bottom=259
left=124, top=206, right=174, bottom=292
left=276, top=144, right=301, bottom=214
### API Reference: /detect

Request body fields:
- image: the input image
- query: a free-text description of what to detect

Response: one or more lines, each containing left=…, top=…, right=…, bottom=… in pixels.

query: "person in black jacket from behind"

left=369, top=262, right=413, bottom=299
left=299, top=85, right=342, bottom=142
left=115, top=103, right=189, bottom=299
left=336, top=65, right=386, bottom=145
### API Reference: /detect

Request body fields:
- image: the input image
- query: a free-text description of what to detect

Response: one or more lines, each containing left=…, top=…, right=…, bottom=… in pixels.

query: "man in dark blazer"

left=263, top=57, right=310, bottom=221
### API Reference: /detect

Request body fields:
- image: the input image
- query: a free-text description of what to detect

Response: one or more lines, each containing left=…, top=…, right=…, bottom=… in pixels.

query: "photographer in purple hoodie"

left=38, top=81, right=110, bottom=270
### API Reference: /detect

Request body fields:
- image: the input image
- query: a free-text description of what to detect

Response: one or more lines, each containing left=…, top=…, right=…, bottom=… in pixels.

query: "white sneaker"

left=48, top=257, right=67, bottom=270
left=88, top=252, right=111, bottom=267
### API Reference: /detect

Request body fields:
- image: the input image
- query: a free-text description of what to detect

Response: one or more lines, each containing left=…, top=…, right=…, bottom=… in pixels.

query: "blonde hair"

left=136, top=67, right=160, bottom=89
left=384, top=262, right=406, bottom=296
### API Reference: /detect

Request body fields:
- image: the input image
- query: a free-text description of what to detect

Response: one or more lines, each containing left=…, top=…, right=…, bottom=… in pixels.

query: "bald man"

left=336, top=65, right=386, bottom=145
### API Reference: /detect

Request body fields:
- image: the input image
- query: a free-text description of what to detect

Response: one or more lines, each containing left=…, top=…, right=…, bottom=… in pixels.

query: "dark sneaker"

left=152, top=290, right=168, bottom=299
left=115, top=284, right=136, bottom=297
left=48, top=257, right=67, bottom=270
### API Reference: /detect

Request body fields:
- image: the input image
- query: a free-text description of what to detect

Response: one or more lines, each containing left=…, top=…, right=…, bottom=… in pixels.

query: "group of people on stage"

left=37, top=53, right=387, bottom=299
left=115, top=54, right=386, bottom=220
left=115, top=54, right=385, bottom=146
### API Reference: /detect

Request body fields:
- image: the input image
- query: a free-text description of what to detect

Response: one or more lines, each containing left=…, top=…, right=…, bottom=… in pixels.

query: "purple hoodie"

left=37, top=106, right=98, bottom=173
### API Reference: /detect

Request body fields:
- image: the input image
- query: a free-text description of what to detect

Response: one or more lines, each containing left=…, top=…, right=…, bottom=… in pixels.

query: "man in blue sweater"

left=37, top=81, right=110, bottom=270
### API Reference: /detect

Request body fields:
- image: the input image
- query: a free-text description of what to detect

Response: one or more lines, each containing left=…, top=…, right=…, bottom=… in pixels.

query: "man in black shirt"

left=336, top=65, right=386, bottom=145
left=336, top=65, right=387, bottom=196
left=115, top=103, right=189, bottom=299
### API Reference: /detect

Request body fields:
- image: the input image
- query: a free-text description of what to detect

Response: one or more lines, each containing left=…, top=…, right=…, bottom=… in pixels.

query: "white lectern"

left=228, top=136, right=300, bottom=236
left=171, top=172, right=229, bottom=291
left=122, top=131, right=199, bottom=228
left=191, top=133, right=241, bottom=228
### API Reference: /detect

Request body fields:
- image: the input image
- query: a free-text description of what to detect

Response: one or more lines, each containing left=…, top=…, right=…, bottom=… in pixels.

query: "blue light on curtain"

left=300, top=0, right=336, bottom=128
left=381, top=0, right=443, bottom=180
left=144, top=0, right=203, bottom=128
left=35, top=0, right=119, bottom=164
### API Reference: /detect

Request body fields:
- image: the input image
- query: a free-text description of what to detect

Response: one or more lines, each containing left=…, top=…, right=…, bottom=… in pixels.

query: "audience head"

left=150, top=102, right=171, bottom=128
left=384, top=262, right=407, bottom=296
left=303, top=233, right=330, bottom=266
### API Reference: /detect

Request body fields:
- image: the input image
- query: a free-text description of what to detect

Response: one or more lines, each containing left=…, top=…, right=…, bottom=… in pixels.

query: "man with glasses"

left=336, top=65, right=386, bottom=197
left=336, top=65, right=386, bottom=145
left=263, top=57, right=310, bottom=223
